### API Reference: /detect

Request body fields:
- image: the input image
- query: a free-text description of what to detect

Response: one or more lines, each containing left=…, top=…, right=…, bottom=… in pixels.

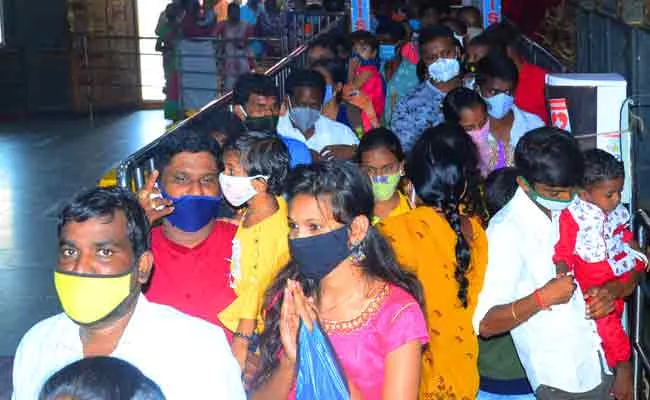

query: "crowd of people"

left=156, top=0, right=286, bottom=120
left=11, top=2, right=649, bottom=400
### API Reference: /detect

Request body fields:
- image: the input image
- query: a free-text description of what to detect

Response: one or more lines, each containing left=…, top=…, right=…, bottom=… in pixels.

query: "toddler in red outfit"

left=347, top=30, right=385, bottom=134
left=554, top=149, right=647, bottom=399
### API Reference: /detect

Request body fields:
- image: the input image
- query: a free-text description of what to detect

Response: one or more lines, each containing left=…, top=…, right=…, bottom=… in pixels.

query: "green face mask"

left=371, top=173, right=401, bottom=202
left=521, top=177, right=575, bottom=212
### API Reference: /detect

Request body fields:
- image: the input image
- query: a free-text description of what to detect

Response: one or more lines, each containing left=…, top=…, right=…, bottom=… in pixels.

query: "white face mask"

left=219, top=173, right=269, bottom=207
left=484, top=93, right=515, bottom=119
left=428, top=58, right=460, bottom=83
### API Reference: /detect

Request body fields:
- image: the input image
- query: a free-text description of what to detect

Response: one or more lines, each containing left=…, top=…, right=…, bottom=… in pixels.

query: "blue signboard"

left=351, top=0, right=370, bottom=31
left=482, top=0, right=502, bottom=28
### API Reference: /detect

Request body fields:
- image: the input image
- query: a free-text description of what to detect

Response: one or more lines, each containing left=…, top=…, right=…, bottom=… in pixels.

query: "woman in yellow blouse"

left=378, top=124, right=488, bottom=400
left=217, top=131, right=291, bottom=370
left=355, top=127, right=411, bottom=225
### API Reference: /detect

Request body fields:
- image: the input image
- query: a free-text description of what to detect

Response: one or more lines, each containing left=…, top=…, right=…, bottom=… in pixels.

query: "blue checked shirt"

left=390, top=81, right=446, bottom=153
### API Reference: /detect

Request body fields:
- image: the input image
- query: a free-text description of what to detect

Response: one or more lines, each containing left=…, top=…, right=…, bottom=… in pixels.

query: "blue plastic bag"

left=295, top=322, right=350, bottom=400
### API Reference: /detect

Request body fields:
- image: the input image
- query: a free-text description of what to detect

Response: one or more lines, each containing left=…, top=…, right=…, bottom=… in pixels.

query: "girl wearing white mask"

left=217, top=131, right=291, bottom=372
left=475, top=50, right=544, bottom=173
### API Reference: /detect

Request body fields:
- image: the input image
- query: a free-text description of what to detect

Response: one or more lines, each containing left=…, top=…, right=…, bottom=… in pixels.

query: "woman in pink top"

left=250, top=162, right=428, bottom=400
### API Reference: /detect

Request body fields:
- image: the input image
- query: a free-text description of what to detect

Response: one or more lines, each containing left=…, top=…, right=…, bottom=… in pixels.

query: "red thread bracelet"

left=534, top=289, right=547, bottom=310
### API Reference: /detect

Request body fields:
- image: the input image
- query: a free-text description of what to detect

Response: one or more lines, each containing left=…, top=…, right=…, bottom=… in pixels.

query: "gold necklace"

left=318, top=277, right=374, bottom=316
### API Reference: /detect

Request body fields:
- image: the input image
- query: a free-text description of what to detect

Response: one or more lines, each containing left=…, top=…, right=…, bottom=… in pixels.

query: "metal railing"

left=633, top=209, right=650, bottom=399
left=114, top=12, right=346, bottom=191
left=72, top=33, right=286, bottom=118
left=520, top=35, right=569, bottom=73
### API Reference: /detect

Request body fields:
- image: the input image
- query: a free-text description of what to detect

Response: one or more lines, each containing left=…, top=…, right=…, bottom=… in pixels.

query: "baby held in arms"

left=553, top=149, right=648, bottom=400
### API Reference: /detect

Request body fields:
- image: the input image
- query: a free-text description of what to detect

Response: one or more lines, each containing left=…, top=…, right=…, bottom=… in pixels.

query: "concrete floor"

left=0, top=110, right=168, bottom=397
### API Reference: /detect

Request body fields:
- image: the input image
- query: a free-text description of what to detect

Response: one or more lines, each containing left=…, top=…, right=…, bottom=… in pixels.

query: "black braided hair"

left=407, top=124, right=473, bottom=307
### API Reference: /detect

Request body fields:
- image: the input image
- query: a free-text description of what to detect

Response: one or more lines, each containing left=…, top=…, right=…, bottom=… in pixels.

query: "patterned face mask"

left=428, top=58, right=460, bottom=83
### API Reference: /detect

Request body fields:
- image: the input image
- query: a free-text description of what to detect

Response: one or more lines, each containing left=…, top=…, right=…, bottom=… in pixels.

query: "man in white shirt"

left=12, top=187, right=246, bottom=400
left=276, top=68, right=359, bottom=160
left=473, top=127, right=636, bottom=399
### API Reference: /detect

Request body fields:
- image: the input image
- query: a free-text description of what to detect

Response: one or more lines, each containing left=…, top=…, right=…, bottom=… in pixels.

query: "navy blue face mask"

left=161, top=190, right=222, bottom=232
left=289, top=226, right=351, bottom=283
left=352, top=50, right=380, bottom=67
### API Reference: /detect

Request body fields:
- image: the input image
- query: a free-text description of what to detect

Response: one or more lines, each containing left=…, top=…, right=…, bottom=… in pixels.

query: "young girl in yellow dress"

left=217, top=131, right=291, bottom=370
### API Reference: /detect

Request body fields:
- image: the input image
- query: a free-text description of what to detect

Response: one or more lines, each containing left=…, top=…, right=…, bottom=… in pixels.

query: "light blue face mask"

left=409, top=19, right=421, bottom=31
left=288, top=98, right=321, bottom=133
left=485, top=93, right=515, bottom=119
left=379, top=44, right=397, bottom=62
left=427, top=58, right=460, bottom=83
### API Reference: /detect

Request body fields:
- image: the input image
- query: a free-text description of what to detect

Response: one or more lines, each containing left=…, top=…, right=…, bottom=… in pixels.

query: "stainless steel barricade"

left=633, top=210, right=650, bottom=399
left=520, top=35, right=569, bottom=74
left=114, top=12, right=346, bottom=192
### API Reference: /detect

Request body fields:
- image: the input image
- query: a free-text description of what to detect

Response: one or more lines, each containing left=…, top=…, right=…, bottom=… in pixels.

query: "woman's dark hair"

left=582, top=148, right=625, bottom=188
left=311, top=57, right=347, bottom=85
left=468, top=32, right=502, bottom=53
left=58, top=187, right=150, bottom=260
left=442, top=87, right=487, bottom=125
left=485, top=167, right=519, bottom=217
left=222, top=130, right=290, bottom=195
left=482, top=21, right=525, bottom=56
left=354, top=127, right=405, bottom=163
left=416, top=59, right=427, bottom=82
left=307, top=35, right=338, bottom=62
left=349, top=30, right=379, bottom=52
left=408, top=126, right=474, bottom=307
left=376, top=21, right=407, bottom=42
left=514, top=127, right=584, bottom=187
left=252, top=161, right=424, bottom=389
left=420, top=123, right=487, bottom=222
left=458, top=6, right=482, bottom=27
left=195, top=109, right=246, bottom=139
left=286, top=69, right=327, bottom=103
left=329, top=33, right=353, bottom=60
left=476, top=49, right=519, bottom=90
left=154, top=127, right=222, bottom=173
left=39, top=356, right=165, bottom=400
left=440, top=17, right=467, bottom=36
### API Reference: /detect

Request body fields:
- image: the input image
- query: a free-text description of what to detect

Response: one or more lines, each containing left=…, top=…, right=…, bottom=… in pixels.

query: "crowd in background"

left=10, top=1, right=648, bottom=400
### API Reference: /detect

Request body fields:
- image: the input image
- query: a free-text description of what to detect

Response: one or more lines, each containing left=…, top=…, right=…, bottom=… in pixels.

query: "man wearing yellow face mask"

left=11, top=187, right=245, bottom=400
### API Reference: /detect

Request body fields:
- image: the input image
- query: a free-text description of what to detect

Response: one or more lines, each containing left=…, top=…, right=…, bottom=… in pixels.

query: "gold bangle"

left=511, top=302, right=519, bottom=323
